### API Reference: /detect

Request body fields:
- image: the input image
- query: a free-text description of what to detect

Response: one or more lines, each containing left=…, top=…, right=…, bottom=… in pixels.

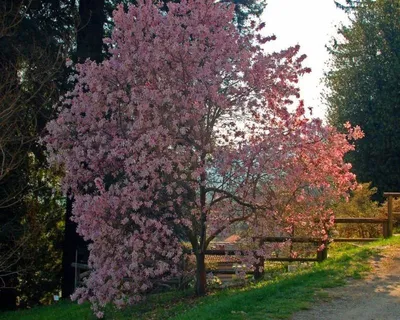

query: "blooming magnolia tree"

left=45, top=0, right=363, bottom=316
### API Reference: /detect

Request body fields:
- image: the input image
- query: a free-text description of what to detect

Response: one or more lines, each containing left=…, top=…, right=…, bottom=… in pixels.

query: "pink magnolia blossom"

left=44, top=0, right=362, bottom=316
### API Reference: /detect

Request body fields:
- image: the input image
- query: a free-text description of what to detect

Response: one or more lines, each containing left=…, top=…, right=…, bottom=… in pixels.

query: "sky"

left=260, top=0, right=349, bottom=120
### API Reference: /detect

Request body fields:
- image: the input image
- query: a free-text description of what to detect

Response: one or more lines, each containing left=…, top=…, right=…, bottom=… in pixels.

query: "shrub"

left=332, top=183, right=384, bottom=238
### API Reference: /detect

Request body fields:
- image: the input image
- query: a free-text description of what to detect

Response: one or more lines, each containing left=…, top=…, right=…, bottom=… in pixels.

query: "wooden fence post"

left=254, top=239, right=265, bottom=280
left=388, top=195, right=393, bottom=237
left=253, top=255, right=265, bottom=280
left=383, top=220, right=389, bottom=238
left=74, top=250, right=78, bottom=290
left=317, top=241, right=328, bottom=262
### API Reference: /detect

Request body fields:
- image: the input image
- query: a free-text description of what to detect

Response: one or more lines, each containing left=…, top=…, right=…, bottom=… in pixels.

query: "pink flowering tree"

left=44, top=0, right=363, bottom=316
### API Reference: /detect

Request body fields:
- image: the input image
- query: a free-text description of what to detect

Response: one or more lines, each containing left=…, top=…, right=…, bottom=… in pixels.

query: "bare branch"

left=205, top=187, right=272, bottom=211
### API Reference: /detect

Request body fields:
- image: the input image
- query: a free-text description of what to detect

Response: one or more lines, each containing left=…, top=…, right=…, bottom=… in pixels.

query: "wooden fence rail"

left=72, top=192, right=400, bottom=286
left=334, top=217, right=390, bottom=240
left=331, top=192, right=400, bottom=241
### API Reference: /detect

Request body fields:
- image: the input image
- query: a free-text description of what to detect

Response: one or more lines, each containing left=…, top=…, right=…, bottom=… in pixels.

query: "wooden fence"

left=205, top=237, right=327, bottom=281
left=384, top=192, right=400, bottom=236
left=72, top=192, right=400, bottom=285
left=208, top=192, right=400, bottom=280
left=333, top=217, right=390, bottom=241
left=332, top=192, right=400, bottom=241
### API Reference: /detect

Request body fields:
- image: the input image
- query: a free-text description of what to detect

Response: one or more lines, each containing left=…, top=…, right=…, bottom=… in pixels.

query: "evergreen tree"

left=0, top=0, right=74, bottom=308
left=325, top=0, right=400, bottom=200
left=222, top=0, right=267, bottom=31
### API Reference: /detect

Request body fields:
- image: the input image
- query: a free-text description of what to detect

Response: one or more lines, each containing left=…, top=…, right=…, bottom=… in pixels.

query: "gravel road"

left=292, top=245, right=400, bottom=320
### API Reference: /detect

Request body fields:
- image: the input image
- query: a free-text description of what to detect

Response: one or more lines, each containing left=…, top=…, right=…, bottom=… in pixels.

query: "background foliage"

left=331, top=183, right=384, bottom=238
left=325, top=0, right=400, bottom=201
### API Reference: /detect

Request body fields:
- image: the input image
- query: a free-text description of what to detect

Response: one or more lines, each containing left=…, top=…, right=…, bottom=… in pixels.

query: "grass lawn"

left=1, top=236, right=399, bottom=320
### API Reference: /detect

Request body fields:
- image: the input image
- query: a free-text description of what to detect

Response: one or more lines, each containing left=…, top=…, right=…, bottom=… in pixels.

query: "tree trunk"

left=253, top=255, right=265, bottom=280
left=61, top=194, right=88, bottom=299
left=195, top=153, right=208, bottom=296
left=195, top=252, right=207, bottom=296
left=77, top=0, right=105, bottom=63
left=61, top=0, right=105, bottom=299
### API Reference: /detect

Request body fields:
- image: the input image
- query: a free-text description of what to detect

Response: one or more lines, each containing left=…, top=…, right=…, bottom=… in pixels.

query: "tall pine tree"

left=325, top=0, right=400, bottom=200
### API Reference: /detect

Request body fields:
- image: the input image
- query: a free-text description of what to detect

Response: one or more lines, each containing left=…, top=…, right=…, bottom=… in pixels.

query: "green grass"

left=2, top=237, right=400, bottom=320
left=0, top=300, right=94, bottom=320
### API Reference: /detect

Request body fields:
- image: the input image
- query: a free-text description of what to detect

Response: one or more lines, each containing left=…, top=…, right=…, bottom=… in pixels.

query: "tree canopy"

left=325, top=0, right=400, bottom=200
left=45, top=0, right=363, bottom=317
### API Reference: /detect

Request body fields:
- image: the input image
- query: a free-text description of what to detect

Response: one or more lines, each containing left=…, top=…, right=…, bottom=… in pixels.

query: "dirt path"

left=292, top=245, right=400, bottom=320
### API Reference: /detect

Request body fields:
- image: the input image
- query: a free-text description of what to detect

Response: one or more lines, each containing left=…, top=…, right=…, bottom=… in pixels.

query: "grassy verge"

left=2, top=236, right=399, bottom=320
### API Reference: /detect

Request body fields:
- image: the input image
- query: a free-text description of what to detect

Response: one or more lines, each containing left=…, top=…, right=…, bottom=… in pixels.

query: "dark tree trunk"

left=195, top=252, right=207, bottom=296
left=61, top=194, right=88, bottom=298
left=61, top=0, right=105, bottom=299
left=195, top=155, right=208, bottom=296
left=61, top=196, right=74, bottom=298
left=253, top=256, right=265, bottom=280
left=76, top=0, right=105, bottom=63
